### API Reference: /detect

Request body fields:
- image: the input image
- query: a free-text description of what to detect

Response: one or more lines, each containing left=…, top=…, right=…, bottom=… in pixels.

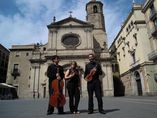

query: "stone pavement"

left=0, top=96, right=157, bottom=118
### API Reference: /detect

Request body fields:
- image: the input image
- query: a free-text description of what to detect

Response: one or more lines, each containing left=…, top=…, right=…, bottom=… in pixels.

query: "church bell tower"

left=86, top=0, right=108, bottom=52
left=86, top=0, right=106, bottom=31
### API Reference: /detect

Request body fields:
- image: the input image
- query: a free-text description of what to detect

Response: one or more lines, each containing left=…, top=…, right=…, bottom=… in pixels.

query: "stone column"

left=101, top=63, right=113, bottom=96
left=48, top=31, right=53, bottom=49
left=52, top=30, right=58, bottom=49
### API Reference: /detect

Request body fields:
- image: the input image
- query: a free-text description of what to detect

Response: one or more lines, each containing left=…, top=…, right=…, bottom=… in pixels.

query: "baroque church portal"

left=7, top=0, right=113, bottom=98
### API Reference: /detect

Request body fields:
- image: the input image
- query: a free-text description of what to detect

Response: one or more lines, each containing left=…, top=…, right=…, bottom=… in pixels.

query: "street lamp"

left=36, top=43, right=41, bottom=98
left=33, top=66, right=36, bottom=99
left=37, top=51, right=41, bottom=98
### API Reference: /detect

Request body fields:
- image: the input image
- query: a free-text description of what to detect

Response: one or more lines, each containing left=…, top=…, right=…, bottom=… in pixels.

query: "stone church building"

left=6, top=0, right=113, bottom=98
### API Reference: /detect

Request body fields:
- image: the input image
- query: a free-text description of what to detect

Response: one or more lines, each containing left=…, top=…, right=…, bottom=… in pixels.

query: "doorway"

left=134, top=71, right=142, bottom=96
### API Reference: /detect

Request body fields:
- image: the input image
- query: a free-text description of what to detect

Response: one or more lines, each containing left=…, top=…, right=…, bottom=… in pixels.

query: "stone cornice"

left=134, top=20, right=146, bottom=25
left=29, top=58, right=46, bottom=63
left=120, top=61, right=154, bottom=77
left=48, top=24, right=94, bottom=29
left=142, top=0, right=154, bottom=13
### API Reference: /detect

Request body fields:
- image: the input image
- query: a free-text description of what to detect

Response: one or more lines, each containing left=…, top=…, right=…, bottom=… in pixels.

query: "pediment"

left=47, top=17, right=93, bottom=28
left=61, top=21, right=84, bottom=26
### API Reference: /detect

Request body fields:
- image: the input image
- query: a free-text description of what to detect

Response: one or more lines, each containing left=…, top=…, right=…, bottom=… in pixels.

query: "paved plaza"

left=0, top=96, right=157, bottom=118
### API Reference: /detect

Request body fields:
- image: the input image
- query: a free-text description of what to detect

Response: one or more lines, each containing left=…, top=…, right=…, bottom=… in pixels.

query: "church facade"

left=6, top=0, right=114, bottom=99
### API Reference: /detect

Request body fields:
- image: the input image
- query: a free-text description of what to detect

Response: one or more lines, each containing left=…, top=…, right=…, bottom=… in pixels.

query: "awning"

left=0, top=83, right=16, bottom=88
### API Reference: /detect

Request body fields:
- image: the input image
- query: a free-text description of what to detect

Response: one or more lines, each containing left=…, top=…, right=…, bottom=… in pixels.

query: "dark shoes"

left=88, top=110, right=93, bottom=114
left=99, top=110, right=106, bottom=114
left=47, top=112, right=66, bottom=115
left=88, top=110, right=106, bottom=114
left=47, top=111, right=53, bottom=115
left=58, top=112, right=66, bottom=114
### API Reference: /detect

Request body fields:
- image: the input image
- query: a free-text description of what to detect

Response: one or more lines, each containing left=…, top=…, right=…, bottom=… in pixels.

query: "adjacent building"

left=6, top=0, right=114, bottom=99
left=110, top=3, right=157, bottom=96
left=0, top=44, right=9, bottom=83
left=142, top=0, right=157, bottom=85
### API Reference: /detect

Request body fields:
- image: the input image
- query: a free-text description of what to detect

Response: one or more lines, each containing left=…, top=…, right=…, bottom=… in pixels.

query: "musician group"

left=46, top=53, right=106, bottom=115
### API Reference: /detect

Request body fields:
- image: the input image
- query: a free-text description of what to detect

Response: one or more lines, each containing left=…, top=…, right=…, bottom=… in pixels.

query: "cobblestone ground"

left=0, top=96, right=157, bottom=118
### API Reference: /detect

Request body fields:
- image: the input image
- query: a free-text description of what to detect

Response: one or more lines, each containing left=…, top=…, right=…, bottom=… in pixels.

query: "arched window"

left=93, top=5, right=98, bottom=13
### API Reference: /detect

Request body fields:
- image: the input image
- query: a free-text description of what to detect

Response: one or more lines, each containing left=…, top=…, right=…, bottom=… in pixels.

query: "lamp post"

left=36, top=43, right=41, bottom=98
left=37, top=51, right=41, bottom=98
left=36, top=43, right=42, bottom=98
left=33, top=66, right=36, bottom=99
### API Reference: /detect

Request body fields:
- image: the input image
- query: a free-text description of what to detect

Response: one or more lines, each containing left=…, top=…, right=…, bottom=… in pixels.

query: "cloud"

left=0, top=0, right=145, bottom=49
left=0, top=0, right=66, bottom=48
left=104, top=0, right=132, bottom=47
left=0, top=0, right=89, bottom=48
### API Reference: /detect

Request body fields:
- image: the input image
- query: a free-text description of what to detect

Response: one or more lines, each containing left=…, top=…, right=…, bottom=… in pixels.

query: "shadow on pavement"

left=105, top=109, right=120, bottom=113
left=64, top=109, right=120, bottom=114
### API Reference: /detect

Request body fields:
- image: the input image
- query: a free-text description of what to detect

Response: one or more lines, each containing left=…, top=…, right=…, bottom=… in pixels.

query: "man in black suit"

left=84, top=53, right=106, bottom=114
left=46, top=55, right=65, bottom=115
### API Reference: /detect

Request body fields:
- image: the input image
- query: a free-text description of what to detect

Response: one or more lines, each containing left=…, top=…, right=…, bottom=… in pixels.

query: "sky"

left=0, top=0, right=145, bottom=49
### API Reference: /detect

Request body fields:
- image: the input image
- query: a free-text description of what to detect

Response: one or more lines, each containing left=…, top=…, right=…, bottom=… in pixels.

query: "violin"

left=85, top=65, right=97, bottom=82
left=49, top=67, right=66, bottom=107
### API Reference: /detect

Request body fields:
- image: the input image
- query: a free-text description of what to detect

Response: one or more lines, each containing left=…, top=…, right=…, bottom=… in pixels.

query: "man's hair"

left=88, top=53, right=95, bottom=57
left=52, top=55, right=59, bottom=61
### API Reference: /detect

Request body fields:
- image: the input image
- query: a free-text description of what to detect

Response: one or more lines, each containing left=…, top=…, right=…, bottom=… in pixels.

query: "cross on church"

left=69, top=11, right=73, bottom=17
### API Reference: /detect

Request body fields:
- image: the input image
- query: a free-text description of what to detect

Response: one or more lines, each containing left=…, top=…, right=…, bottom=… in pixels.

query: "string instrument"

left=69, top=68, right=77, bottom=79
left=49, top=67, right=66, bottom=107
left=85, top=65, right=97, bottom=82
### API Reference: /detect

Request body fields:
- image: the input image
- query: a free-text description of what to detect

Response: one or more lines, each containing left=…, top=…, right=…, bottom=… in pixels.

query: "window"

left=117, top=37, right=122, bottom=44
left=131, top=21, right=134, bottom=26
left=14, top=64, right=19, bottom=70
left=15, top=52, right=20, bottom=57
left=122, top=47, right=125, bottom=57
left=6, top=56, right=9, bottom=62
left=1, top=61, right=4, bottom=67
left=0, top=50, right=1, bottom=57
left=26, top=52, right=29, bottom=56
left=93, top=5, right=98, bottom=13
left=131, top=52, right=136, bottom=64
left=126, top=28, right=128, bottom=32
left=154, top=73, right=157, bottom=83
left=62, top=34, right=80, bottom=48
left=128, top=24, right=131, bottom=29
left=153, top=18, right=157, bottom=29
left=12, top=64, right=20, bottom=79
left=2, top=53, right=5, bottom=59
left=43, top=47, right=46, bottom=51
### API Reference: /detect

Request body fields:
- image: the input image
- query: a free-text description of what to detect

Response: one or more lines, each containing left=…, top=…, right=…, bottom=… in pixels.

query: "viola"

left=85, top=65, right=97, bottom=82
left=49, top=68, right=66, bottom=107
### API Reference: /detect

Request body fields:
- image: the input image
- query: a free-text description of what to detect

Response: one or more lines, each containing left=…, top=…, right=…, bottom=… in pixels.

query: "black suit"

left=47, top=63, right=64, bottom=114
left=84, top=61, right=103, bottom=112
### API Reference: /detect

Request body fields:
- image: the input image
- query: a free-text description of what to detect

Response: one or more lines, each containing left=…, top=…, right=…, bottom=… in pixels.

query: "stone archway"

left=134, top=71, right=142, bottom=96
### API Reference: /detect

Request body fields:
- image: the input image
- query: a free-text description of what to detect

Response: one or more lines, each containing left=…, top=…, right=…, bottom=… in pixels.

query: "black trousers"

left=47, top=82, right=64, bottom=113
left=87, top=80, right=103, bottom=112
left=67, top=83, right=80, bottom=112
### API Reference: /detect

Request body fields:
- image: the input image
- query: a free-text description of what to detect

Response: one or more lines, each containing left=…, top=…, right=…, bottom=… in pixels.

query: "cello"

left=49, top=67, right=66, bottom=107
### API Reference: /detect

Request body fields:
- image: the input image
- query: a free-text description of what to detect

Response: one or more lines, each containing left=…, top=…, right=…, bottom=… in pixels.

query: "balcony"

left=148, top=50, right=157, bottom=61
left=11, top=69, right=20, bottom=79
